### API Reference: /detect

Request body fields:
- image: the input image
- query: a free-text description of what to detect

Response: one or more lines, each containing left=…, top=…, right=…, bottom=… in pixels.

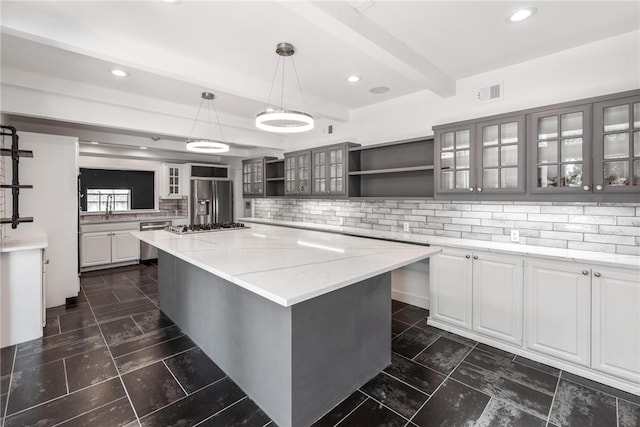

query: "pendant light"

left=256, top=42, right=314, bottom=133
left=186, top=92, right=230, bottom=153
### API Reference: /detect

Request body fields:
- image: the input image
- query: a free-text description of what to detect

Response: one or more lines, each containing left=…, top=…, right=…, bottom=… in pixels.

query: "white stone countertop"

left=239, top=218, right=640, bottom=270
left=0, top=234, right=48, bottom=253
left=132, top=224, right=440, bottom=307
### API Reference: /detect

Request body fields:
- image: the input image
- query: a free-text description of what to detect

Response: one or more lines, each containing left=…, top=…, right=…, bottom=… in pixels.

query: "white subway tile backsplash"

left=253, top=199, right=640, bottom=257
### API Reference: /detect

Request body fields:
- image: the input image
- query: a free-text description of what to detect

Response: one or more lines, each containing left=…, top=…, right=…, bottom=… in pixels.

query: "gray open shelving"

left=265, top=158, right=285, bottom=197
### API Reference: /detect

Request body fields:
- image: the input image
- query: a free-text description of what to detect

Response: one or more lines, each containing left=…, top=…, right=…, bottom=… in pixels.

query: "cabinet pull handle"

left=476, top=187, right=482, bottom=192
left=473, top=255, right=478, bottom=260
left=469, top=187, right=475, bottom=192
left=582, top=185, right=590, bottom=191
left=465, top=255, right=470, bottom=259
left=582, top=270, right=589, bottom=275
left=594, top=272, right=601, bottom=278
left=595, top=184, right=603, bottom=191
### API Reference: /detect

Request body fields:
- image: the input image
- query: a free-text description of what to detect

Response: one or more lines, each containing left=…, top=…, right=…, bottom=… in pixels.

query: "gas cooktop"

left=167, top=222, right=248, bottom=234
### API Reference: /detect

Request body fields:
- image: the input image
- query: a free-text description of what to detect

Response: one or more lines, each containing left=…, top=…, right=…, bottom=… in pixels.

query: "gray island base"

left=158, top=250, right=391, bottom=427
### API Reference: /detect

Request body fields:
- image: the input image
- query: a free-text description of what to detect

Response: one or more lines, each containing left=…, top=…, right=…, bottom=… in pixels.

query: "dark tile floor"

left=0, top=263, right=638, bottom=426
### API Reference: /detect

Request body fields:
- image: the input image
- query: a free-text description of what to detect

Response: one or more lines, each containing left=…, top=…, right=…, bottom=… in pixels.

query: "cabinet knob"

left=476, top=187, right=482, bottom=192
left=465, top=255, right=470, bottom=259
left=469, top=187, right=475, bottom=192
left=595, top=184, right=603, bottom=191
left=594, top=272, right=601, bottom=278
left=582, top=185, right=590, bottom=191
left=473, top=255, right=478, bottom=260
left=582, top=270, right=589, bottom=275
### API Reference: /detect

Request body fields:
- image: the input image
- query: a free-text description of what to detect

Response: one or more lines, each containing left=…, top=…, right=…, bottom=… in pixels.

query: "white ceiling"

left=1, top=1, right=639, bottom=150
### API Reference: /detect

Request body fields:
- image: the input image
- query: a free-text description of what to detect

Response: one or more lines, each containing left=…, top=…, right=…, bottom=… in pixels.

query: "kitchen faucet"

left=105, top=194, right=113, bottom=219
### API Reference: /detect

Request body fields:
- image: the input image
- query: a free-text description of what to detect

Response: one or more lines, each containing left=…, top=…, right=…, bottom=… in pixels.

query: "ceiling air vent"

left=477, top=83, right=503, bottom=103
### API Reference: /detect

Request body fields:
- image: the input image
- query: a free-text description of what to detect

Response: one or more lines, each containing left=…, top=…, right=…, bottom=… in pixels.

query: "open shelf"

left=348, top=137, right=434, bottom=198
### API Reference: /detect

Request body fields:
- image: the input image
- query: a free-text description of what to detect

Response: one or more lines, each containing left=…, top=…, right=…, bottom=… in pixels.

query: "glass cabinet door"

left=168, top=166, right=180, bottom=195
left=593, top=95, right=640, bottom=193
left=242, top=162, right=252, bottom=194
left=476, top=115, right=525, bottom=193
left=328, top=147, right=345, bottom=195
left=312, top=150, right=327, bottom=194
left=284, top=156, right=297, bottom=194
left=436, top=125, right=475, bottom=193
left=252, top=160, right=263, bottom=194
left=528, top=105, right=591, bottom=194
left=297, top=152, right=311, bottom=195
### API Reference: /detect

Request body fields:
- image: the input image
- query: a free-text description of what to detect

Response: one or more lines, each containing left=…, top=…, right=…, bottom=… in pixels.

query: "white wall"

left=4, top=132, right=79, bottom=307
left=287, top=30, right=640, bottom=149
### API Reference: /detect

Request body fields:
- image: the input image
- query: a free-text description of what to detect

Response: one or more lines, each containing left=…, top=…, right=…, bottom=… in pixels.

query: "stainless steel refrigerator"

left=190, top=179, right=233, bottom=225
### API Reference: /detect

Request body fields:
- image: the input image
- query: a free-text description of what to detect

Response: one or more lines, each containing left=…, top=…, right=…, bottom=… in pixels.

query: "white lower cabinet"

left=525, top=258, right=591, bottom=366
left=472, top=252, right=523, bottom=345
left=592, top=266, right=640, bottom=383
left=431, top=248, right=523, bottom=345
left=80, top=230, right=140, bottom=267
left=430, top=248, right=473, bottom=329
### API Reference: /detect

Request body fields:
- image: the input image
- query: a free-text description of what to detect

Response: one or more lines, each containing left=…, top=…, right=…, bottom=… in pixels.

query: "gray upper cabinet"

left=592, top=95, right=640, bottom=194
left=284, top=150, right=311, bottom=196
left=528, top=105, right=592, bottom=194
left=312, top=143, right=357, bottom=197
left=435, top=123, right=476, bottom=194
left=435, top=115, right=525, bottom=196
left=242, top=157, right=275, bottom=197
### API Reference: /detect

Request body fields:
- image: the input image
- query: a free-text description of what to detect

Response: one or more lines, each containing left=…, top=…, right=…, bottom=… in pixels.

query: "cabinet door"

left=430, top=248, right=473, bottom=329
left=592, top=266, right=640, bottom=383
left=435, top=124, right=476, bottom=194
left=328, top=146, right=346, bottom=196
left=252, top=160, right=264, bottom=195
left=296, top=152, right=311, bottom=195
left=80, top=232, right=112, bottom=267
left=312, top=149, right=327, bottom=195
left=111, top=231, right=140, bottom=263
left=475, top=116, right=526, bottom=194
left=284, top=155, right=297, bottom=195
left=525, top=259, right=591, bottom=366
left=472, top=252, right=524, bottom=345
left=242, top=162, right=252, bottom=195
left=528, top=105, right=592, bottom=194
left=592, top=95, right=640, bottom=194
left=161, top=164, right=182, bottom=198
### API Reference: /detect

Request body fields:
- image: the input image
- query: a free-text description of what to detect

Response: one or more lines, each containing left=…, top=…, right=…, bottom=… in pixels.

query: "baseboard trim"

left=391, top=290, right=429, bottom=310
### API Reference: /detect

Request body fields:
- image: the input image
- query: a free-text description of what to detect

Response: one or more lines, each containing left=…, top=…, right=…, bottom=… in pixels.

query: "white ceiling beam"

left=281, top=1, right=456, bottom=97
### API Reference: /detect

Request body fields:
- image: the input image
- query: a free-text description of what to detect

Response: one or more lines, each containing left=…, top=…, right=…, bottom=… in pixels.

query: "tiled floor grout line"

left=126, top=277, right=161, bottom=310
left=161, top=360, right=188, bottom=397
left=111, top=333, right=189, bottom=361
left=130, top=317, right=147, bottom=336
left=381, top=367, right=435, bottom=396
left=50, top=396, right=129, bottom=427
left=473, top=396, right=493, bottom=427
left=407, top=342, right=479, bottom=425
left=461, top=358, right=556, bottom=396
left=85, top=282, right=142, bottom=427
left=62, top=359, right=69, bottom=395
left=559, top=371, right=640, bottom=405
left=545, top=373, right=562, bottom=427
left=356, top=390, right=415, bottom=425
left=191, top=395, right=248, bottom=427
left=330, top=393, right=368, bottom=427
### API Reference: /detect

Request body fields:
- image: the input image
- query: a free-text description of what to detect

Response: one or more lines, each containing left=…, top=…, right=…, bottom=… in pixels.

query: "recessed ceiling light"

left=140, top=146, right=147, bottom=150
left=369, top=86, right=389, bottom=94
left=110, top=69, right=128, bottom=77
left=346, top=75, right=361, bottom=83
left=90, top=141, right=100, bottom=145
left=508, top=7, right=536, bottom=23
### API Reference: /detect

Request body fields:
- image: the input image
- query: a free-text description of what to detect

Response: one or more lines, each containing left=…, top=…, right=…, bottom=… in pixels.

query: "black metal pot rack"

left=1, top=125, right=33, bottom=228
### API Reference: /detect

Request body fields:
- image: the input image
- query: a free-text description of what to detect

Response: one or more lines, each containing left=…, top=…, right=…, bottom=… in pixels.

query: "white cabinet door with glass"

left=312, top=145, right=348, bottom=197
left=524, top=258, right=591, bottom=366
left=528, top=105, right=592, bottom=194
left=591, top=266, right=640, bottom=383
left=593, top=95, right=640, bottom=194
left=160, top=163, right=183, bottom=198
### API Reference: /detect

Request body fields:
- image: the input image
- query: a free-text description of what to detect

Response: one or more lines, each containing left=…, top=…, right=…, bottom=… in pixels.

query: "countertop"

left=132, top=224, right=440, bottom=307
left=0, top=234, right=48, bottom=253
left=239, top=218, right=640, bottom=270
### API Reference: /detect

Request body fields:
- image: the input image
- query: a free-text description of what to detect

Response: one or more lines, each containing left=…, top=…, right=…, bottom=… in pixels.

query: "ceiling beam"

left=281, top=1, right=456, bottom=97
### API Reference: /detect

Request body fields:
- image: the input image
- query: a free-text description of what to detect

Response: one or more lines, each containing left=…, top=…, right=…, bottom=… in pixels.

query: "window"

left=86, top=189, right=132, bottom=212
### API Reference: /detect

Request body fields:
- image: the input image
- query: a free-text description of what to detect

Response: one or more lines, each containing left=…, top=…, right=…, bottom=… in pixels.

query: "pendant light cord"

left=290, top=56, right=308, bottom=108
left=265, top=56, right=281, bottom=109
left=187, top=97, right=206, bottom=141
left=212, top=98, right=226, bottom=143
left=187, top=94, right=226, bottom=143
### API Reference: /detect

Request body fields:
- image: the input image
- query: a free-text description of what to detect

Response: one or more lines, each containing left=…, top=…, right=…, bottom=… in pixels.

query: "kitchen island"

left=133, top=223, right=439, bottom=427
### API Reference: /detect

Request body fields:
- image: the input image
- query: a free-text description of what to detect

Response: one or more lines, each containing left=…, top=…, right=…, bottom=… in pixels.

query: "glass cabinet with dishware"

left=592, top=95, right=640, bottom=194
left=527, top=105, right=592, bottom=194
left=435, top=123, right=476, bottom=194
left=312, top=143, right=357, bottom=197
